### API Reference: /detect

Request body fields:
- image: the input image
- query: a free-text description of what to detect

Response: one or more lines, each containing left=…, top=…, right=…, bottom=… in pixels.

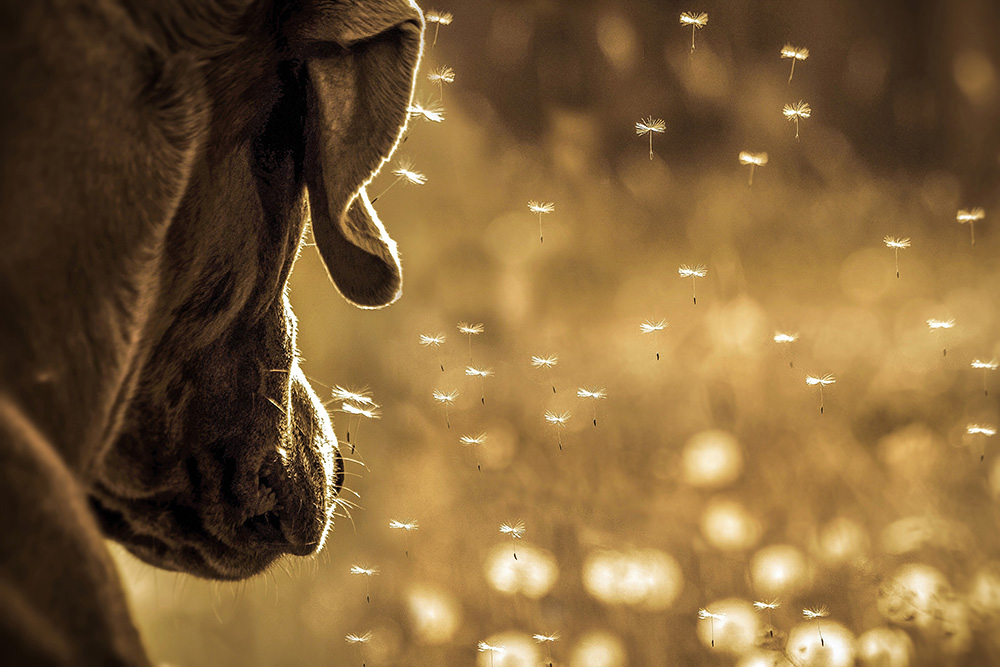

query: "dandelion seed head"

left=432, top=389, right=458, bottom=404
left=460, top=433, right=487, bottom=446
left=927, top=319, right=955, bottom=330
left=425, top=10, right=453, bottom=26
left=806, top=374, right=836, bottom=386
left=350, top=565, right=379, bottom=577
left=738, top=151, right=769, bottom=166
left=678, top=264, right=707, bottom=278
left=679, top=11, right=708, bottom=28
left=500, top=520, right=526, bottom=539
left=774, top=332, right=799, bottom=344
left=465, top=366, right=493, bottom=378
left=883, top=236, right=911, bottom=249
left=545, top=411, right=571, bottom=427
left=341, top=402, right=380, bottom=419
left=345, top=632, right=372, bottom=644
left=753, top=600, right=781, bottom=610
left=332, top=385, right=375, bottom=406
left=972, top=359, right=999, bottom=370
left=531, top=355, right=558, bottom=368
left=477, top=641, right=505, bottom=654
left=640, top=319, right=667, bottom=334
left=577, top=387, right=607, bottom=400
left=635, top=117, right=666, bottom=135
left=392, top=163, right=427, bottom=186
left=803, top=607, right=829, bottom=619
left=457, top=322, right=485, bottom=335
left=698, top=608, right=725, bottom=620
left=389, top=519, right=419, bottom=531
left=957, top=207, right=985, bottom=223
left=419, top=333, right=445, bottom=347
left=407, top=100, right=445, bottom=123
left=533, top=633, right=560, bottom=643
left=783, top=100, right=812, bottom=119
left=527, top=200, right=555, bottom=214
left=781, top=44, right=810, bottom=60
left=427, top=66, right=455, bottom=84
left=967, top=424, right=997, bottom=437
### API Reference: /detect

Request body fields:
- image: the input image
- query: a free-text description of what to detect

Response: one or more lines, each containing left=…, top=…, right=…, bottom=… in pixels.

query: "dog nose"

left=244, top=458, right=325, bottom=556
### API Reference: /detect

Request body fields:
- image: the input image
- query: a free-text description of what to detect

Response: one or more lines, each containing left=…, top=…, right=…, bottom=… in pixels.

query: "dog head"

left=88, top=0, right=423, bottom=579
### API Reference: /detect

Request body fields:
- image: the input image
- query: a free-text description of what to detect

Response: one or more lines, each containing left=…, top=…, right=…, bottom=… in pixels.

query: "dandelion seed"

left=883, top=236, right=911, bottom=278
left=806, top=374, right=835, bottom=414
left=460, top=432, right=487, bottom=471
left=477, top=641, right=505, bottom=667
left=678, top=264, right=707, bottom=305
left=420, top=333, right=446, bottom=371
left=738, top=151, right=768, bottom=188
left=802, top=607, right=829, bottom=646
left=783, top=100, right=811, bottom=141
left=500, top=520, right=526, bottom=560
left=432, top=389, right=458, bottom=428
left=372, top=159, right=426, bottom=202
left=350, top=565, right=379, bottom=603
left=533, top=633, right=560, bottom=667
left=971, top=358, right=998, bottom=396
left=640, top=319, right=667, bottom=360
left=927, top=318, right=955, bottom=356
left=465, top=365, right=493, bottom=405
left=967, top=424, right=996, bottom=461
left=389, top=519, right=419, bottom=557
left=545, top=411, right=571, bottom=450
left=774, top=331, right=799, bottom=367
left=346, top=632, right=372, bottom=667
left=753, top=599, right=781, bottom=637
left=528, top=200, right=555, bottom=243
left=427, top=65, right=455, bottom=103
left=679, top=12, right=708, bottom=53
left=332, top=386, right=376, bottom=407
left=457, top=321, right=484, bottom=360
left=577, top=387, right=607, bottom=426
left=340, top=401, right=380, bottom=454
left=635, top=116, right=666, bottom=160
left=780, top=44, right=809, bottom=83
left=531, top=354, right=559, bottom=392
left=699, top=609, right=725, bottom=647
left=407, top=100, right=445, bottom=124
left=957, top=207, right=984, bottom=246
left=425, top=10, right=453, bottom=47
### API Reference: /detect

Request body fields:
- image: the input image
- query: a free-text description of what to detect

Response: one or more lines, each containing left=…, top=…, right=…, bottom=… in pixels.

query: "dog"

left=0, top=0, right=423, bottom=663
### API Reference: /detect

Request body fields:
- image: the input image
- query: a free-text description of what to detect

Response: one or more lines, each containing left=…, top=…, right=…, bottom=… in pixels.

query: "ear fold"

left=295, top=1, right=423, bottom=309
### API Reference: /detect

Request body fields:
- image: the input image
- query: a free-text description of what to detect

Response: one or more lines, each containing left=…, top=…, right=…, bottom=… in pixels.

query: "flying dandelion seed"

left=783, top=100, right=811, bottom=141
left=640, top=319, right=667, bottom=360
left=698, top=609, right=725, bottom=647
left=738, top=151, right=768, bottom=188
left=460, top=433, right=487, bottom=471
left=427, top=66, right=455, bottom=102
left=425, top=10, right=453, bottom=47
left=432, top=389, right=458, bottom=428
left=331, top=386, right=376, bottom=407
left=544, top=411, right=571, bottom=450
left=458, top=321, right=484, bottom=360
left=971, top=359, right=998, bottom=396
left=477, top=641, right=505, bottom=667
left=635, top=116, right=666, bottom=160
left=679, top=12, right=708, bottom=53
left=420, top=333, right=446, bottom=371
left=802, top=607, right=829, bottom=647
left=806, top=374, right=836, bottom=414
left=527, top=200, right=555, bottom=243
left=345, top=632, right=372, bottom=667
left=389, top=519, right=418, bottom=557
left=753, top=599, right=781, bottom=637
left=678, top=264, right=707, bottom=305
left=531, top=354, right=559, bottom=393
left=372, top=160, right=426, bottom=203
left=340, top=401, right=380, bottom=454
left=927, top=318, right=955, bottom=356
left=407, top=100, right=445, bottom=124
left=533, top=633, right=560, bottom=667
left=350, top=565, right=379, bottom=603
left=500, top=520, right=526, bottom=560
left=883, top=236, right=911, bottom=278
left=465, top=365, right=493, bottom=405
left=773, top=332, right=799, bottom=367
left=967, top=424, right=996, bottom=461
left=577, top=387, right=607, bottom=426
left=957, top=207, right=984, bottom=246
left=780, top=44, right=809, bottom=83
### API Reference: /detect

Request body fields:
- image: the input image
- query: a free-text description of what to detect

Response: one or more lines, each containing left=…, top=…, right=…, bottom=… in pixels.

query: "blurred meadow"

left=113, top=1, right=1000, bottom=665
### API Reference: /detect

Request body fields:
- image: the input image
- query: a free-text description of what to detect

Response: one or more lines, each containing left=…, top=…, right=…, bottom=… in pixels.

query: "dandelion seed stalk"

left=531, top=355, right=559, bottom=392
left=927, top=319, right=955, bottom=357
left=699, top=609, right=724, bottom=648
left=679, top=12, right=708, bottom=53
left=545, top=411, right=570, bottom=451
left=957, top=208, right=984, bottom=246
left=783, top=101, right=811, bottom=141
left=968, top=424, right=996, bottom=461
left=781, top=44, right=809, bottom=84
left=738, top=152, right=768, bottom=188
left=972, top=359, right=998, bottom=396
left=754, top=600, right=780, bottom=638
left=679, top=264, right=707, bottom=305
left=806, top=374, right=835, bottom=414
left=883, top=236, right=911, bottom=279
left=419, top=333, right=446, bottom=371
left=460, top=433, right=486, bottom=471
left=500, top=520, right=525, bottom=560
left=528, top=201, right=555, bottom=243
left=803, top=608, right=829, bottom=647
left=433, top=389, right=458, bottom=428
left=640, top=319, right=667, bottom=361
left=577, top=388, right=607, bottom=426
left=636, top=117, right=666, bottom=160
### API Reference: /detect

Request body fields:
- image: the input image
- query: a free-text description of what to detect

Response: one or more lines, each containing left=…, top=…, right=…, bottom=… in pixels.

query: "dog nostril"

left=243, top=464, right=319, bottom=556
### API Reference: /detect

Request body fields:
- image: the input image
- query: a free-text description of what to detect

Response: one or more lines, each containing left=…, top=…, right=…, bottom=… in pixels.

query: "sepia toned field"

left=113, top=1, right=1000, bottom=665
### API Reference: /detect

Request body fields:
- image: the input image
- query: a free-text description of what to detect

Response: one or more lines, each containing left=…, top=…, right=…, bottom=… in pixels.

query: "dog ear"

left=291, top=0, right=423, bottom=309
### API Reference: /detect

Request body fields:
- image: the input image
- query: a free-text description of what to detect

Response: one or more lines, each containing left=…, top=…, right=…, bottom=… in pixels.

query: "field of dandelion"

left=113, top=2, right=1000, bottom=665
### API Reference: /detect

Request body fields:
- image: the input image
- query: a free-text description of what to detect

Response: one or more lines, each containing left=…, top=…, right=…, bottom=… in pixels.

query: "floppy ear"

left=293, top=0, right=423, bottom=308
